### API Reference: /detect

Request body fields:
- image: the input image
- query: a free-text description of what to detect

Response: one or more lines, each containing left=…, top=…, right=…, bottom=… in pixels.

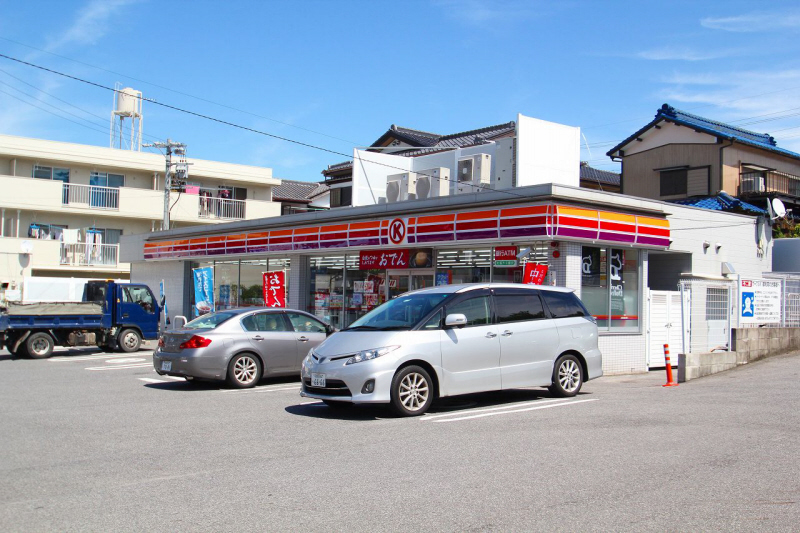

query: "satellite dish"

left=20, top=240, right=33, bottom=254
left=772, top=198, right=787, bottom=219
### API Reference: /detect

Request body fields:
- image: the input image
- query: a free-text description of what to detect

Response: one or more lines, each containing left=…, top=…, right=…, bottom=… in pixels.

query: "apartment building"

left=0, top=134, right=281, bottom=294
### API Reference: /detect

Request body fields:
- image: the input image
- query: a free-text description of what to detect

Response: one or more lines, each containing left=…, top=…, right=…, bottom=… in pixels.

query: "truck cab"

left=85, top=280, right=161, bottom=341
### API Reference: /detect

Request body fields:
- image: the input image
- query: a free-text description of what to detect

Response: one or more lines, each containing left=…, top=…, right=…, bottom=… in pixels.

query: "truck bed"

left=5, top=302, right=104, bottom=316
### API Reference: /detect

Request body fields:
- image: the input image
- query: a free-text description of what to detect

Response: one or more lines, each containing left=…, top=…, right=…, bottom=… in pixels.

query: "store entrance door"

left=387, top=270, right=435, bottom=299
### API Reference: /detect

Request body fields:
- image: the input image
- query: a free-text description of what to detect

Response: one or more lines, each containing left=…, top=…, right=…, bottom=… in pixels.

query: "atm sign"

left=494, top=246, right=518, bottom=267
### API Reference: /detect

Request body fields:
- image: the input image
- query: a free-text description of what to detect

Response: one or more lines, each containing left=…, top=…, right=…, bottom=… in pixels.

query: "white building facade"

left=0, top=134, right=281, bottom=299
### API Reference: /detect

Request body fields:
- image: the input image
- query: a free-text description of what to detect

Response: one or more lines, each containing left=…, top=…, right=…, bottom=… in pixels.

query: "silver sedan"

left=154, top=308, right=334, bottom=388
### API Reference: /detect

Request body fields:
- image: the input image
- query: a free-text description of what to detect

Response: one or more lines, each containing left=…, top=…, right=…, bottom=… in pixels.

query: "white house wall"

left=515, top=113, right=579, bottom=188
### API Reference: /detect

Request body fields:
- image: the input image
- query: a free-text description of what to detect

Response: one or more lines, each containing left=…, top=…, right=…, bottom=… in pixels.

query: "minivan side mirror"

left=326, top=324, right=336, bottom=336
left=444, top=313, right=467, bottom=328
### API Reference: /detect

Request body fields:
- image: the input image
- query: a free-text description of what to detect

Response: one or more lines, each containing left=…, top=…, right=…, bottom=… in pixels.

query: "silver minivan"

left=300, top=283, right=602, bottom=416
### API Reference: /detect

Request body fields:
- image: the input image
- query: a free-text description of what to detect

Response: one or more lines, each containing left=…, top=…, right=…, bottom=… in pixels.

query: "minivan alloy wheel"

left=399, top=372, right=429, bottom=412
left=233, top=355, right=258, bottom=385
left=558, top=359, right=581, bottom=393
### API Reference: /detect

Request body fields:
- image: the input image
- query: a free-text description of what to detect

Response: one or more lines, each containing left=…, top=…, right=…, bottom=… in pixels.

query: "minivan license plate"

left=311, top=373, right=326, bottom=388
left=161, top=361, right=172, bottom=372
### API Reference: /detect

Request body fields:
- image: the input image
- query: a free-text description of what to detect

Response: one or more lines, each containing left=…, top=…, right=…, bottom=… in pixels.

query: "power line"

left=0, top=52, right=541, bottom=202
left=0, top=35, right=362, bottom=147
left=0, top=66, right=167, bottom=145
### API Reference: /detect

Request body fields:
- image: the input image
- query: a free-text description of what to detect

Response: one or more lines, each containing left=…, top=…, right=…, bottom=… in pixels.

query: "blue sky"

left=1, top=0, right=800, bottom=182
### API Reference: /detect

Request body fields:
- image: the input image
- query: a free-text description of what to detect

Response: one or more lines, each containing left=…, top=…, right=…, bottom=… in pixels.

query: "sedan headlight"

left=345, top=345, right=400, bottom=365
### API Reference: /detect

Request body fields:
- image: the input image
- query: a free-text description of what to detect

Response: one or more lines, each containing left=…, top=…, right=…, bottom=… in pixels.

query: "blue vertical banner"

left=192, top=266, right=214, bottom=317
left=159, top=279, right=170, bottom=325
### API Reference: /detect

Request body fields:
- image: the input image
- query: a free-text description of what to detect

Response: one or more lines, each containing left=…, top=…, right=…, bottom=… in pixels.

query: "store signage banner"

left=192, top=266, right=214, bottom=316
left=523, top=263, right=548, bottom=285
left=359, top=250, right=409, bottom=270
left=740, top=278, right=781, bottom=324
left=263, top=271, right=286, bottom=308
left=494, top=246, right=518, bottom=267
left=609, top=249, right=625, bottom=315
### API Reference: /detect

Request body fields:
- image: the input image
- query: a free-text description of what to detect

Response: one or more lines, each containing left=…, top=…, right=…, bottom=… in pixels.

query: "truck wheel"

left=26, top=332, right=55, bottom=359
left=118, top=329, right=142, bottom=353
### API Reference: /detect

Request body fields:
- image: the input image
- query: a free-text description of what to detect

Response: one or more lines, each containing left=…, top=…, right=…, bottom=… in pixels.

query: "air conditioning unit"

left=385, top=172, right=418, bottom=203
left=456, top=154, right=491, bottom=194
left=415, top=167, right=450, bottom=199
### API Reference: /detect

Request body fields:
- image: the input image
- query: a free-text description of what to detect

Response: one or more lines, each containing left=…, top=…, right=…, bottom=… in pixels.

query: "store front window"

left=345, top=255, right=386, bottom=326
left=435, top=248, right=491, bottom=285
left=309, top=255, right=346, bottom=329
left=189, top=258, right=292, bottom=313
left=491, top=242, right=550, bottom=284
left=581, top=246, right=640, bottom=331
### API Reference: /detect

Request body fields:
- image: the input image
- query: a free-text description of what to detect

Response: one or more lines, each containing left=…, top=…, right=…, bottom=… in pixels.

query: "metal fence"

left=198, top=197, right=246, bottom=220
left=60, top=243, right=119, bottom=267
left=679, top=279, right=735, bottom=354
left=761, top=273, right=800, bottom=328
left=679, top=273, right=800, bottom=353
left=62, top=183, right=120, bottom=210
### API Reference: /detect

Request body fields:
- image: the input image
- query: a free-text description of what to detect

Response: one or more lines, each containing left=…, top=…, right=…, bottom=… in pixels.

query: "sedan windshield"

left=183, top=311, right=238, bottom=330
left=345, top=293, right=451, bottom=331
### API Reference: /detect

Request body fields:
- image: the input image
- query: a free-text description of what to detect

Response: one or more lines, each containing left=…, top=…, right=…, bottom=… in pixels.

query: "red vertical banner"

left=523, top=263, right=548, bottom=285
left=263, top=271, right=286, bottom=308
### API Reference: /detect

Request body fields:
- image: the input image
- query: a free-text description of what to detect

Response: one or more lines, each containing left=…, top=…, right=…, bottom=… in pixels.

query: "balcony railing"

left=60, top=243, right=119, bottom=267
left=199, top=197, right=246, bottom=220
left=62, top=183, right=120, bottom=210
left=740, top=170, right=800, bottom=198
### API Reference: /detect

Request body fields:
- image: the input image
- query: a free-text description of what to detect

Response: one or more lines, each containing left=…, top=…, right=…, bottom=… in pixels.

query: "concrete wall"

left=679, top=327, right=800, bottom=381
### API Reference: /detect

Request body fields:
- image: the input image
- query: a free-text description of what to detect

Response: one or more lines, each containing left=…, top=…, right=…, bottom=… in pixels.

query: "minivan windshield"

left=344, top=293, right=451, bottom=331
left=183, top=311, right=238, bottom=330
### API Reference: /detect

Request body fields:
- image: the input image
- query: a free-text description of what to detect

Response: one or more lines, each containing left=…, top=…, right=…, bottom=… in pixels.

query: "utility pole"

left=144, top=139, right=187, bottom=231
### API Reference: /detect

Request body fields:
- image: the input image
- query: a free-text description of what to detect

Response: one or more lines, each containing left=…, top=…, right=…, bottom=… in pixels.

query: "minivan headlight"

left=345, top=345, right=400, bottom=365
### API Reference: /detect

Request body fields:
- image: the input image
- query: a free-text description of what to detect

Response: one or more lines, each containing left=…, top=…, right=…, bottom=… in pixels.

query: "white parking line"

left=49, top=353, right=153, bottom=362
left=160, top=375, right=186, bottom=381
left=139, top=378, right=167, bottom=383
left=421, top=398, right=575, bottom=421
left=430, top=398, right=598, bottom=423
left=85, top=363, right=153, bottom=371
left=222, top=385, right=300, bottom=394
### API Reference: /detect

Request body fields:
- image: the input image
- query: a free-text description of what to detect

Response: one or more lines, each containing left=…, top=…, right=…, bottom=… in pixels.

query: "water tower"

left=109, top=83, right=143, bottom=151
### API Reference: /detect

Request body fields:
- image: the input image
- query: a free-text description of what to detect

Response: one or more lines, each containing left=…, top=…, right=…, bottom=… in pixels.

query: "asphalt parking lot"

left=1, top=347, right=799, bottom=532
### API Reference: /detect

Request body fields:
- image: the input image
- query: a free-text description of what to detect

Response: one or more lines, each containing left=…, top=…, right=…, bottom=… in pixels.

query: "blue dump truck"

left=0, top=280, right=161, bottom=359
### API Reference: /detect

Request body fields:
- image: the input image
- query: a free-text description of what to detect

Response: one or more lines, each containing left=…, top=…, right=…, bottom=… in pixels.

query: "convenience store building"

left=121, top=182, right=772, bottom=375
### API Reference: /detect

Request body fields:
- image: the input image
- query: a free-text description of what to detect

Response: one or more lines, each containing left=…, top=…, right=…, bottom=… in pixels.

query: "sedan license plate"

left=311, top=373, right=326, bottom=388
left=161, top=361, right=172, bottom=372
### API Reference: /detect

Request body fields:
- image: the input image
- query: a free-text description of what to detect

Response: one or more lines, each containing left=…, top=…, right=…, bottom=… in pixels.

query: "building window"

left=33, top=165, right=70, bottom=183
left=660, top=169, right=687, bottom=196
left=330, top=186, right=352, bottom=208
left=581, top=246, right=640, bottom=332
left=309, top=255, right=346, bottom=329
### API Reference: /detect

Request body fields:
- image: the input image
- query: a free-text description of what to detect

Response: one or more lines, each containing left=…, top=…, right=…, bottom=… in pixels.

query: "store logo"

left=389, top=218, right=406, bottom=244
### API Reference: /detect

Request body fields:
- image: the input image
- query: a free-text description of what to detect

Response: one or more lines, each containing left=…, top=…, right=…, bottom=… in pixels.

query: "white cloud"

left=46, top=0, right=140, bottom=51
left=636, top=46, right=729, bottom=61
left=701, top=11, right=800, bottom=32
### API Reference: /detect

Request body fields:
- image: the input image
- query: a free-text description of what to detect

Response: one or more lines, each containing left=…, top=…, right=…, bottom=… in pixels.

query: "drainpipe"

left=16, top=210, right=20, bottom=238
left=10, top=158, right=16, bottom=176
left=719, top=140, right=734, bottom=193
left=1, top=208, right=4, bottom=237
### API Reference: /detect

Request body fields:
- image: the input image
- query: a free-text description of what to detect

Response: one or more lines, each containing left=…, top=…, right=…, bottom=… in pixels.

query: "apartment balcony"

left=739, top=170, right=800, bottom=199
left=60, top=242, right=119, bottom=267
left=0, top=175, right=280, bottom=223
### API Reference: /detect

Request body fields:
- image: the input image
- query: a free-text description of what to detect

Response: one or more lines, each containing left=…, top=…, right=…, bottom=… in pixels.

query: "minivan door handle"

left=501, top=330, right=513, bottom=337
left=297, top=336, right=309, bottom=342
left=252, top=335, right=265, bottom=341
left=485, top=332, right=497, bottom=339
